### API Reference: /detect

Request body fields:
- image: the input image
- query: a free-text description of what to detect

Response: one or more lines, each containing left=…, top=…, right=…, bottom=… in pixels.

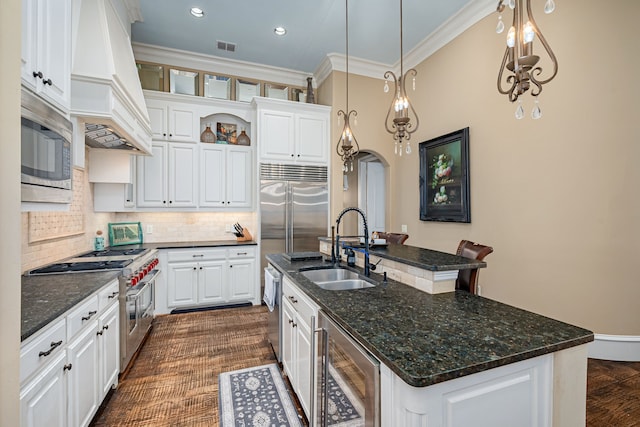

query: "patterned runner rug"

left=219, top=363, right=303, bottom=427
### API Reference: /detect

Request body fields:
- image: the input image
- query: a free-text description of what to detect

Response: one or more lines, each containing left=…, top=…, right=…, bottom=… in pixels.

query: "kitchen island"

left=266, top=252, right=593, bottom=426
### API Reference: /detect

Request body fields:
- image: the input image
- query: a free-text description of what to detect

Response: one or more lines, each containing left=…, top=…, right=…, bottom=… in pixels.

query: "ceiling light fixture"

left=190, top=7, right=204, bottom=18
left=495, top=0, right=558, bottom=119
left=274, top=27, right=287, bottom=36
left=384, top=0, right=419, bottom=157
left=336, top=0, right=359, bottom=174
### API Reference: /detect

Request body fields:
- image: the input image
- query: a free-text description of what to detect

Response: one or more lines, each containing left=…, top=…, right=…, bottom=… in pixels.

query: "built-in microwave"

left=21, top=89, right=73, bottom=204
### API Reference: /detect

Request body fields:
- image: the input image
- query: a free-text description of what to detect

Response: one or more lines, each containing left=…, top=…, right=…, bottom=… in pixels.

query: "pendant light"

left=336, top=0, right=359, bottom=173
left=496, top=0, right=558, bottom=119
left=384, top=0, right=419, bottom=156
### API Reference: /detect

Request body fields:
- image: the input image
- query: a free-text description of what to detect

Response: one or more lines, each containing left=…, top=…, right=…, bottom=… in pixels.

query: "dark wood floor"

left=91, top=306, right=639, bottom=426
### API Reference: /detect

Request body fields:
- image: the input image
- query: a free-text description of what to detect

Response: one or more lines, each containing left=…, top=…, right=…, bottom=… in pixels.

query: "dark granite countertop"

left=21, top=271, right=120, bottom=342
left=266, top=254, right=594, bottom=388
left=318, top=237, right=486, bottom=271
left=21, top=241, right=256, bottom=342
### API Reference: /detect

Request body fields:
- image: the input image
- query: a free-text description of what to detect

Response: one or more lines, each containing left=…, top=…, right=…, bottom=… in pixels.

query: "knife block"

left=237, top=228, right=252, bottom=242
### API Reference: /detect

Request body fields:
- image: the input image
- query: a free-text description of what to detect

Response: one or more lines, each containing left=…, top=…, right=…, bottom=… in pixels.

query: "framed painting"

left=419, top=127, right=470, bottom=223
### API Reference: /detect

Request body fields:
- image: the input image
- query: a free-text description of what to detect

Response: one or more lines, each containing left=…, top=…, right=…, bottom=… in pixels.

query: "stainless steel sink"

left=301, top=268, right=359, bottom=282
left=314, top=279, right=375, bottom=291
left=300, top=268, right=375, bottom=291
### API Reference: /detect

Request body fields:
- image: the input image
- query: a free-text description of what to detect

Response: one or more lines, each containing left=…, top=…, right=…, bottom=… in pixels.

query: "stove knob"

left=138, top=271, right=144, bottom=280
left=131, top=276, right=138, bottom=286
left=145, top=265, right=151, bottom=274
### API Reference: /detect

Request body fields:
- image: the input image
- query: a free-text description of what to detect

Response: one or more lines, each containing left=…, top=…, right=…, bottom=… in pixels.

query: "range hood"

left=71, top=0, right=152, bottom=154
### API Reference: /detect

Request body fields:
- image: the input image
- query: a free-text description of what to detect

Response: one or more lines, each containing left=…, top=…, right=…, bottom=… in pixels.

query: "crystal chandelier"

left=496, top=0, right=558, bottom=119
left=336, top=0, right=360, bottom=173
left=384, top=0, right=419, bottom=156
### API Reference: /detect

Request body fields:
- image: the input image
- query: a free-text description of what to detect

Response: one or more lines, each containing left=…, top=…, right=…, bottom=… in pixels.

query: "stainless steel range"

left=28, top=247, right=160, bottom=373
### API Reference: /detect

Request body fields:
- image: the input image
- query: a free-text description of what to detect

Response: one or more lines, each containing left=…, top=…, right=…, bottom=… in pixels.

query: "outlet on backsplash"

left=146, top=224, right=153, bottom=234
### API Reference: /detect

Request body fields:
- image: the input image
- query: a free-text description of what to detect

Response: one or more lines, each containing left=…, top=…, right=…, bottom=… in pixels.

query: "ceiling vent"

left=217, top=40, right=236, bottom=53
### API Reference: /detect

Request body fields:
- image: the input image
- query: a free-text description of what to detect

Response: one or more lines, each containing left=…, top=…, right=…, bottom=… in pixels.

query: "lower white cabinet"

left=165, top=246, right=258, bottom=310
left=19, top=279, right=120, bottom=427
left=67, top=321, right=100, bottom=427
left=380, top=354, right=553, bottom=427
left=20, top=351, right=68, bottom=427
left=97, top=303, right=119, bottom=398
left=281, top=277, right=318, bottom=418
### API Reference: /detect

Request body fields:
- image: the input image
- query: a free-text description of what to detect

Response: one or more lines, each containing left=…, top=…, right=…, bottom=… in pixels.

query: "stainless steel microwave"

left=21, top=89, right=73, bottom=204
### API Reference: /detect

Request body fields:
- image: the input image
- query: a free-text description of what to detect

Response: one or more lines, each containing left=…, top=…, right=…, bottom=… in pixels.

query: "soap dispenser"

left=346, top=248, right=356, bottom=267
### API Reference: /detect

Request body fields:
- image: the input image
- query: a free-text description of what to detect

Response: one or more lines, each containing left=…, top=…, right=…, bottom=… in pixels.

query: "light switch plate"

left=401, top=224, right=407, bottom=233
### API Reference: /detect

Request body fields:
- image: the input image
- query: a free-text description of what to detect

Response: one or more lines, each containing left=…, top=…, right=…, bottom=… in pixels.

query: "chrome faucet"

left=334, top=207, right=371, bottom=277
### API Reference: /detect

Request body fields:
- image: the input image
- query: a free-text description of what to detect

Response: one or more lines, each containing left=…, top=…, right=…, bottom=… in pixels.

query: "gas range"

left=28, top=247, right=157, bottom=278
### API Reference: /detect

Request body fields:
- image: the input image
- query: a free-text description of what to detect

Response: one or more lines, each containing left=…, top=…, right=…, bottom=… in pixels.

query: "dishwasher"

left=265, top=265, right=282, bottom=362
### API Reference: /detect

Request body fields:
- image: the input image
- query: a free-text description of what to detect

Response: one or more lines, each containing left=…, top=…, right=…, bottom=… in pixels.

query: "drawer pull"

left=108, top=291, right=119, bottom=299
left=288, top=296, right=298, bottom=303
left=236, top=252, right=247, bottom=256
left=192, top=254, right=204, bottom=258
left=81, top=310, right=97, bottom=321
left=39, top=340, right=63, bottom=357
left=63, top=364, right=73, bottom=372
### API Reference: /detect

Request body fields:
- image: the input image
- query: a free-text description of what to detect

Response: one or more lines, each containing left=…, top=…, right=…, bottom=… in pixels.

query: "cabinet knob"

left=63, top=364, right=73, bottom=372
left=163, top=133, right=167, bottom=137
left=193, top=267, right=197, bottom=270
left=169, top=200, right=173, bottom=204
left=163, top=201, right=167, bottom=204
left=297, top=154, right=300, bottom=157
left=199, top=266, right=203, bottom=270
left=291, top=154, right=294, bottom=157
left=32, top=71, right=43, bottom=79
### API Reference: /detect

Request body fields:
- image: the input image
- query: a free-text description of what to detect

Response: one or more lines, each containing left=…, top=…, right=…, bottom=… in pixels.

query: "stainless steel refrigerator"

left=261, top=163, right=329, bottom=361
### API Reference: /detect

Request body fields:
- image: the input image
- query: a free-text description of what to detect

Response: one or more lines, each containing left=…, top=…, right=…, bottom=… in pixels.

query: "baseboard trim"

left=588, top=334, right=640, bottom=361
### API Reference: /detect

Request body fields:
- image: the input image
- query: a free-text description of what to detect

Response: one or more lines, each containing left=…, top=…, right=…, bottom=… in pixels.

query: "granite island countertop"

left=318, top=237, right=486, bottom=271
left=266, top=253, right=594, bottom=388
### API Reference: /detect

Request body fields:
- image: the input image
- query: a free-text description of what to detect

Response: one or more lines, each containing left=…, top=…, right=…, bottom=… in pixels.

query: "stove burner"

left=77, top=248, right=147, bottom=258
left=29, top=259, right=133, bottom=275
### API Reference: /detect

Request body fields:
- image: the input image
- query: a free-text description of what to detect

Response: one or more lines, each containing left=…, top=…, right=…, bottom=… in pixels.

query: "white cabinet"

left=255, top=98, right=330, bottom=165
left=97, top=303, right=119, bottom=398
left=380, top=354, right=553, bottom=427
left=165, top=247, right=258, bottom=311
left=20, top=279, right=119, bottom=427
left=67, top=322, right=99, bottom=427
left=200, top=144, right=253, bottom=209
left=146, top=98, right=199, bottom=142
left=281, top=276, right=318, bottom=417
left=20, top=351, right=68, bottom=427
left=21, top=0, right=71, bottom=113
left=137, top=141, right=197, bottom=208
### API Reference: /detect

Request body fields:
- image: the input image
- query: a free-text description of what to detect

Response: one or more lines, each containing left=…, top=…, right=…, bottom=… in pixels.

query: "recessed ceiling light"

left=190, top=7, right=204, bottom=18
left=274, top=27, right=287, bottom=36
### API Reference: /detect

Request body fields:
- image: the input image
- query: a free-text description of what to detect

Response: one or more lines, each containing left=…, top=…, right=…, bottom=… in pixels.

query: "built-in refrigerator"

left=261, top=163, right=329, bottom=361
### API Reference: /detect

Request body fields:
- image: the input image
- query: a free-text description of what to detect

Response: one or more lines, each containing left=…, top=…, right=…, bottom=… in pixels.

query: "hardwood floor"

left=587, top=358, right=640, bottom=427
left=91, top=306, right=639, bottom=426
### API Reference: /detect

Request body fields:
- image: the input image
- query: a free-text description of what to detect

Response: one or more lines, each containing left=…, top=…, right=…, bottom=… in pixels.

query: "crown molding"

left=132, top=42, right=313, bottom=88
left=403, top=0, right=496, bottom=70
left=317, top=0, right=495, bottom=84
left=121, top=0, right=143, bottom=23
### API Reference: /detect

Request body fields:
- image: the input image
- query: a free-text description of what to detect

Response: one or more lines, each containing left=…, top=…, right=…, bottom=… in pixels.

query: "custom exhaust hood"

left=71, top=0, right=152, bottom=154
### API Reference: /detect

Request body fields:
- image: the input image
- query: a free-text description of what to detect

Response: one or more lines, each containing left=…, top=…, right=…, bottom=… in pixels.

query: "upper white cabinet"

left=146, top=98, right=199, bottom=142
left=254, top=97, right=330, bottom=165
left=137, top=141, right=197, bottom=208
left=200, top=145, right=253, bottom=209
left=21, top=0, right=71, bottom=113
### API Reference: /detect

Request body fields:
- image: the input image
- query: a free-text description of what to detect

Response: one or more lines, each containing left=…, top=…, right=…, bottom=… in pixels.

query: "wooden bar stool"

left=456, top=240, right=493, bottom=294
left=376, top=232, right=409, bottom=245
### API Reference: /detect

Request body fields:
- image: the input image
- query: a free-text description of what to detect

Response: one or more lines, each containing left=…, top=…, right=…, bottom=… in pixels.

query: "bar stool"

left=376, top=232, right=409, bottom=245
left=456, top=240, right=493, bottom=294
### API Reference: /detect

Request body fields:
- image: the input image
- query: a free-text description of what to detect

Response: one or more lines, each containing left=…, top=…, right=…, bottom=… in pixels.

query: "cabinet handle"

left=288, top=319, right=294, bottom=325
left=236, top=252, right=247, bottom=256
left=103, top=325, right=109, bottom=330
left=38, top=340, right=63, bottom=357
left=43, top=78, right=52, bottom=86
left=108, top=291, right=119, bottom=299
left=63, top=364, right=73, bottom=372
left=193, top=254, right=204, bottom=258
left=96, top=330, right=104, bottom=336
left=292, top=322, right=297, bottom=328
left=32, top=71, right=43, bottom=79
left=288, top=296, right=297, bottom=303
left=81, top=310, right=97, bottom=321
